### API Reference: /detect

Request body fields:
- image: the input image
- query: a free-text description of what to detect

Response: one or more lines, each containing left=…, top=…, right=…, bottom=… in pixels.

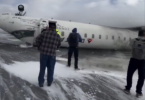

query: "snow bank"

left=0, top=61, right=145, bottom=100
left=0, top=61, right=95, bottom=100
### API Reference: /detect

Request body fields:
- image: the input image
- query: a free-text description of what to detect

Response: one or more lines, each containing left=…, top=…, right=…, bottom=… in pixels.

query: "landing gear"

left=15, top=4, right=26, bottom=16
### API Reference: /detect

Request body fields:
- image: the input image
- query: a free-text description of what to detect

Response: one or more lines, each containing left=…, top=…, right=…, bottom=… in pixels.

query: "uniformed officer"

left=56, top=29, right=61, bottom=37
left=124, top=30, right=145, bottom=98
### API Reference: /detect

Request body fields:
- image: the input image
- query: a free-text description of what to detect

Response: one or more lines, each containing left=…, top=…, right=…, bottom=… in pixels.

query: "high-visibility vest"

left=56, top=29, right=61, bottom=37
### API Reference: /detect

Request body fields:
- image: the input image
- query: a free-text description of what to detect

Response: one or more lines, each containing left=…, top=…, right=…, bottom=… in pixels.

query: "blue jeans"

left=38, top=53, right=56, bottom=86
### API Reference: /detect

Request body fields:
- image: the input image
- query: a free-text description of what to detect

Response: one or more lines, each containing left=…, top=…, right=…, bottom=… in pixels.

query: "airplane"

left=0, top=5, right=142, bottom=50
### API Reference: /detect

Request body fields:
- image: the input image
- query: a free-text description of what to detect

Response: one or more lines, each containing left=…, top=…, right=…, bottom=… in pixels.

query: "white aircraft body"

left=0, top=13, right=138, bottom=50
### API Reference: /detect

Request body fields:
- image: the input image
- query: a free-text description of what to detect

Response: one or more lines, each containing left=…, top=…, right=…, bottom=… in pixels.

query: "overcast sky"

left=0, top=0, right=145, bottom=28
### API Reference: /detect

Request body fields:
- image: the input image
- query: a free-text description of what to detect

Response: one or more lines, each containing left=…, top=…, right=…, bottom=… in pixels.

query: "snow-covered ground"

left=0, top=61, right=145, bottom=100
left=0, top=30, right=145, bottom=100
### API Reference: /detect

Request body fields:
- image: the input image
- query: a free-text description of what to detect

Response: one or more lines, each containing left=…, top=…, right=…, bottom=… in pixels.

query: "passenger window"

left=92, top=34, right=95, bottom=38
left=106, top=35, right=108, bottom=39
left=84, top=33, right=87, bottom=38
left=99, top=35, right=101, bottom=39
left=61, top=31, right=64, bottom=36
left=42, top=21, right=46, bottom=22
left=124, top=37, right=126, bottom=41
left=112, top=36, right=114, bottom=40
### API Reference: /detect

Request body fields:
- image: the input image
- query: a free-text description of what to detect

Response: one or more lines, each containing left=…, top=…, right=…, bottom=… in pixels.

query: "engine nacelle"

left=18, top=5, right=24, bottom=12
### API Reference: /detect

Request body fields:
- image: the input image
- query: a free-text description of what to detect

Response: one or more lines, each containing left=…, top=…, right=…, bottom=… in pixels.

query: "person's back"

left=124, top=30, right=145, bottom=97
left=36, top=22, right=61, bottom=87
left=68, top=28, right=82, bottom=47
left=67, top=28, right=82, bottom=70
left=38, top=28, right=60, bottom=56
left=68, top=33, right=78, bottom=47
left=131, top=38, right=145, bottom=60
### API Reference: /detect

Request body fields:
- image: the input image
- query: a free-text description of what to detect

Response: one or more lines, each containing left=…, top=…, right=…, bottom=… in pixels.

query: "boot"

left=124, top=89, right=130, bottom=94
left=75, top=68, right=80, bottom=70
left=136, top=93, right=143, bottom=98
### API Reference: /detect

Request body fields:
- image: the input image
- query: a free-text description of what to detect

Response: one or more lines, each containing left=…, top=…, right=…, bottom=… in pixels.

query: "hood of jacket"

left=72, top=28, right=77, bottom=33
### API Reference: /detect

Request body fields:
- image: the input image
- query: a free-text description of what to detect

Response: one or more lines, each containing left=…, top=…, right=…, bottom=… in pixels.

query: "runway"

left=0, top=31, right=144, bottom=100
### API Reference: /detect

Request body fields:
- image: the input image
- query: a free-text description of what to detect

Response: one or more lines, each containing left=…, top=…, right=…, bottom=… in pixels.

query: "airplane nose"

left=0, top=14, right=10, bottom=32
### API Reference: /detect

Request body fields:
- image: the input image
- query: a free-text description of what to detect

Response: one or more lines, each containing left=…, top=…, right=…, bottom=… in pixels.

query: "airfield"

left=0, top=30, right=144, bottom=100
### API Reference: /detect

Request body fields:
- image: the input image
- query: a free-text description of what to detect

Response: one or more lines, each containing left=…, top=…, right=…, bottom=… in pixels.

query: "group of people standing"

left=35, top=21, right=82, bottom=87
left=35, top=21, right=145, bottom=98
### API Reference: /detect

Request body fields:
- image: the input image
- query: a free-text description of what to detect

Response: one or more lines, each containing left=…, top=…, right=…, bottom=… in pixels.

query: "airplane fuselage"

left=0, top=13, right=138, bottom=50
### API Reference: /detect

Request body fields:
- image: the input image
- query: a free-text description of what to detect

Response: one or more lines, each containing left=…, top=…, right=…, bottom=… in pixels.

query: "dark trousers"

left=67, top=47, right=78, bottom=69
left=38, top=53, right=56, bottom=85
left=126, top=58, right=145, bottom=94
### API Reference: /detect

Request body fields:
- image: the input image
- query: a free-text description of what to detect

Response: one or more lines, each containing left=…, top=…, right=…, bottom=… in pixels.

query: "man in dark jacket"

left=124, top=30, right=145, bottom=98
left=35, top=22, right=61, bottom=87
left=67, top=28, right=82, bottom=70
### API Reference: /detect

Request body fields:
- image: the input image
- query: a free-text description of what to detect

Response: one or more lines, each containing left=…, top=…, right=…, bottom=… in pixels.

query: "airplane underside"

left=0, top=12, right=137, bottom=51
left=5, top=26, right=134, bottom=50
left=15, top=36, right=132, bottom=50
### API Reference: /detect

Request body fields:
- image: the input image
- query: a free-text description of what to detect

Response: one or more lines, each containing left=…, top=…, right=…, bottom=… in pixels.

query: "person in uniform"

left=56, top=29, right=61, bottom=37
left=124, top=30, right=145, bottom=97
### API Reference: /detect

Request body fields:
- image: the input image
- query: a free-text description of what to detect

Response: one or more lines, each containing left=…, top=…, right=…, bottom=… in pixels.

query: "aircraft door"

left=33, top=19, right=48, bottom=44
left=33, top=25, right=44, bottom=45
